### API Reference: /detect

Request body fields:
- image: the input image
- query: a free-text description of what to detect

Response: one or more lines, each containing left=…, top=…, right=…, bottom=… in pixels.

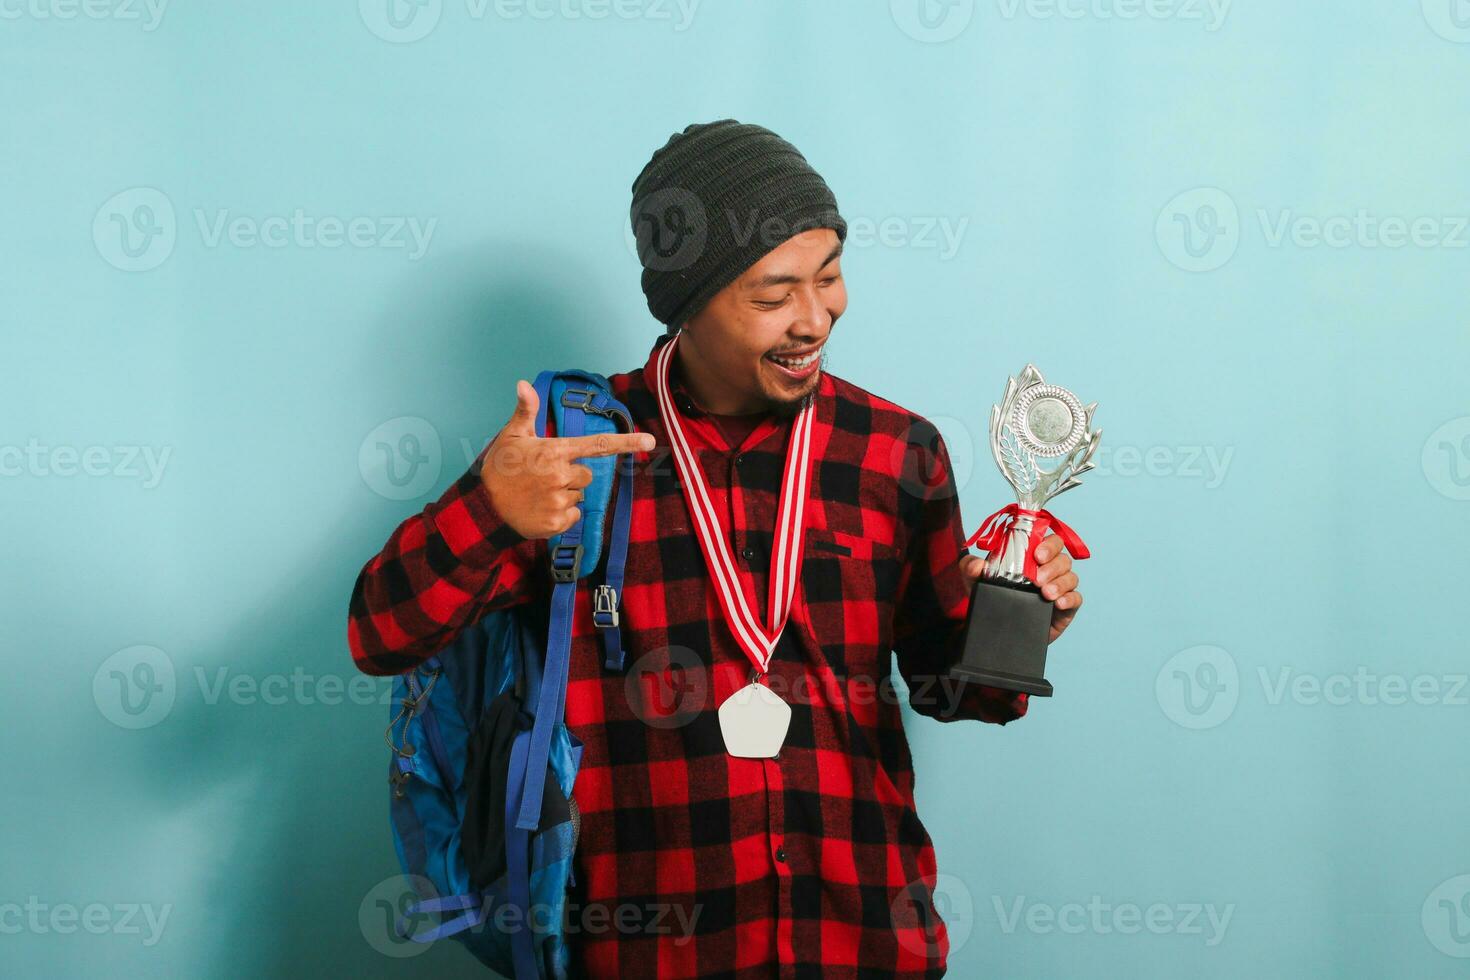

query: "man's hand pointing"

left=480, top=379, right=656, bottom=539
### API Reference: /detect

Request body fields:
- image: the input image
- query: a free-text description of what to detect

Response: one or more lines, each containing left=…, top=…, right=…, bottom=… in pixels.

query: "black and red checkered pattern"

left=349, top=334, right=1028, bottom=978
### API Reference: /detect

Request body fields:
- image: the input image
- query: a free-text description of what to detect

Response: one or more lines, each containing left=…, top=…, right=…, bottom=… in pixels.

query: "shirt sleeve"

left=891, top=420, right=1029, bottom=725
left=347, top=440, right=545, bottom=675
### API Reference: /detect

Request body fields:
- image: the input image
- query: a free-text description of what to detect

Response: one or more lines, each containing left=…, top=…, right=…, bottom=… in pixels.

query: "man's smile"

left=763, top=342, right=824, bottom=382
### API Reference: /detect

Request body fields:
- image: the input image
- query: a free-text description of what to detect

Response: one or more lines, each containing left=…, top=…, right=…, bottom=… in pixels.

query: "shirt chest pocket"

left=797, top=527, right=903, bottom=681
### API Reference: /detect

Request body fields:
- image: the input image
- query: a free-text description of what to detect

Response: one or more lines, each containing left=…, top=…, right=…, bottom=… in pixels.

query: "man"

left=349, top=119, right=1082, bottom=978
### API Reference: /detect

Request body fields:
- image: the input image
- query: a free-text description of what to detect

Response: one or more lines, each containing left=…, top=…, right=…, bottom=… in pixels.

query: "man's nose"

left=790, top=286, right=833, bottom=339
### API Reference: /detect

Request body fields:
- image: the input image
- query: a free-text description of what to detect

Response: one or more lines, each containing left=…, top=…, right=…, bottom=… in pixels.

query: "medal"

left=718, top=670, right=793, bottom=758
left=653, top=334, right=816, bottom=758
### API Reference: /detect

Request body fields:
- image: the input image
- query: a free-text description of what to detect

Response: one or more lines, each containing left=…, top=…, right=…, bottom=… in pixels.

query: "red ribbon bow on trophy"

left=964, top=503, right=1091, bottom=583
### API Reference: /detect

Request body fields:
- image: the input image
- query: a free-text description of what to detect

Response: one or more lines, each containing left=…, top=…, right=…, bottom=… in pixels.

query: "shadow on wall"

left=122, top=238, right=640, bottom=978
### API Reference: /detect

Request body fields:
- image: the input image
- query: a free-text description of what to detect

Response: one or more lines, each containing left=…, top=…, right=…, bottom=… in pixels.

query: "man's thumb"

left=505, top=379, right=539, bottom=435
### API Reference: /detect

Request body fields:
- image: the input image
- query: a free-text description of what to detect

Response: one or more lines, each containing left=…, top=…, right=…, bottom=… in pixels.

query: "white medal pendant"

left=718, top=674, right=791, bottom=758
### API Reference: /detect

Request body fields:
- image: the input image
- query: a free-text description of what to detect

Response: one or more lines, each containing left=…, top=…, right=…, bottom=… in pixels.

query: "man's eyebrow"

left=744, top=243, right=844, bottom=290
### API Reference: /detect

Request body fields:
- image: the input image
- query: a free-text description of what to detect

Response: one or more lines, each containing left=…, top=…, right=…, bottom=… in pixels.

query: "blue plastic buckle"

left=591, top=584, right=619, bottom=629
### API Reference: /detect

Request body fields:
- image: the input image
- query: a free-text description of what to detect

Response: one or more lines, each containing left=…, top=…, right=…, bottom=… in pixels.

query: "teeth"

left=768, top=350, right=819, bottom=370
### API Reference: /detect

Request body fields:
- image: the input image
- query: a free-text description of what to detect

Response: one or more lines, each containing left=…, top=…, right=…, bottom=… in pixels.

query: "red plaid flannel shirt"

left=349, top=334, right=1028, bottom=978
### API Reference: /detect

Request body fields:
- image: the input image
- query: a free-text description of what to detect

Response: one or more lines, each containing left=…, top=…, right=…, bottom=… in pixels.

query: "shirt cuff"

left=971, top=685, right=1030, bottom=725
left=430, top=463, right=529, bottom=566
left=921, top=681, right=1030, bottom=725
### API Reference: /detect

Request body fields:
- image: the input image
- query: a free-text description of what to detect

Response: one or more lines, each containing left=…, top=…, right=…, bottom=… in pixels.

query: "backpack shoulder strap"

left=513, top=369, right=634, bottom=818
left=531, top=369, right=634, bottom=671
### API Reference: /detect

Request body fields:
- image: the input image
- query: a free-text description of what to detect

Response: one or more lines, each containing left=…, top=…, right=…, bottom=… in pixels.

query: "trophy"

left=949, top=365, right=1100, bottom=697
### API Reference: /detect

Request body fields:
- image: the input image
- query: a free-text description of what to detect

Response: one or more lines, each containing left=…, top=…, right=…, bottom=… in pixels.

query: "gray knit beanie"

left=630, top=119, right=847, bottom=333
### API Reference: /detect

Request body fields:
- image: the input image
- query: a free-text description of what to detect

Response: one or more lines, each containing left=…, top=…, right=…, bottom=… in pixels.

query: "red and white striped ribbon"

left=653, top=333, right=816, bottom=676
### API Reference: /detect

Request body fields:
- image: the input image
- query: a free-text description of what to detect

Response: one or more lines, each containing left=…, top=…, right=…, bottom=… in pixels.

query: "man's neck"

left=675, top=337, right=768, bottom=415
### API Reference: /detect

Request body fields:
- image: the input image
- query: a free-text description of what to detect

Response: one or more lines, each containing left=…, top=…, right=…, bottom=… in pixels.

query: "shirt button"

left=741, top=546, right=755, bottom=561
left=734, top=453, right=745, bottom=466
left=775, top=847, right=786, bottom=863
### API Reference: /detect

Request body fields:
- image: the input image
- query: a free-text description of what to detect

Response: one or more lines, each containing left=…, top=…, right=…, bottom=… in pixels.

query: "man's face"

left=680, top=228, right=847, bottom=417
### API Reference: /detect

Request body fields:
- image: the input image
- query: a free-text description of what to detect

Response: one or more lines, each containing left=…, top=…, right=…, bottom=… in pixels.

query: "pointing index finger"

left=554, top=430, right=657, bottom=458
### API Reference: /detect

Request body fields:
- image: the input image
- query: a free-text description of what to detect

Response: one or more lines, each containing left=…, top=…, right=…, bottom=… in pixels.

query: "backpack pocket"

left=460, top=688, right=574, bottom=892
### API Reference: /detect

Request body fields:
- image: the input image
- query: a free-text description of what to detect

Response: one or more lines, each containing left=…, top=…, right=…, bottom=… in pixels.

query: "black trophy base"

left=950, top=578, right=1055, bottom=697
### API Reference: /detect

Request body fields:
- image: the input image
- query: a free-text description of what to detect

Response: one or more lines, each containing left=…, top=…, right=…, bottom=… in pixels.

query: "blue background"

left=5, top=1, right=1469, bottom=976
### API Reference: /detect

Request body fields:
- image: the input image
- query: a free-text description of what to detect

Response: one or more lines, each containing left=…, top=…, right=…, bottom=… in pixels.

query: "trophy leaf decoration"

left=1045, top=419, right=1101, bottom=503
left=988, top=366, right=1101, bottom=511
left=998, top=422, right=1039, bottom=495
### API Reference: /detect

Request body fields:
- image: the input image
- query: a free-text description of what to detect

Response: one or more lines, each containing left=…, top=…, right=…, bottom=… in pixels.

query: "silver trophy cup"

left=949, top=365, right=1100, bottom=697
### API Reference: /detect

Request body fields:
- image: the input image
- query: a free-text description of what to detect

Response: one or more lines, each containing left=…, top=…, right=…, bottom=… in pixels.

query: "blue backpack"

left=383, top=370, right=635, bottom=978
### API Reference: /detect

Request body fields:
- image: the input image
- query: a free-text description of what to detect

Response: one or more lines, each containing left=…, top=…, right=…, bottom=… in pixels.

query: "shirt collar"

left=642, top=333, right=709, bottom=418
left=638, top=331, right=837, bottom=457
